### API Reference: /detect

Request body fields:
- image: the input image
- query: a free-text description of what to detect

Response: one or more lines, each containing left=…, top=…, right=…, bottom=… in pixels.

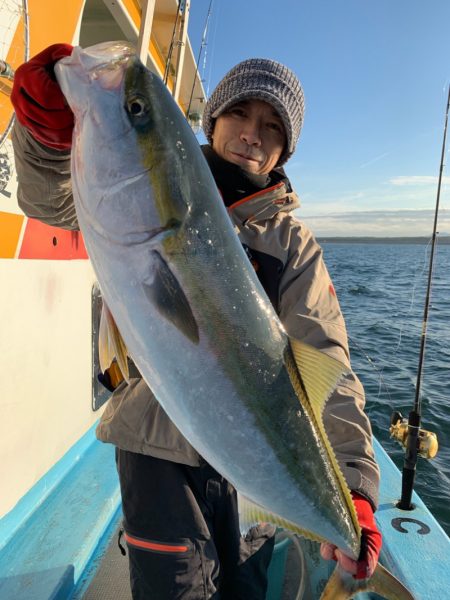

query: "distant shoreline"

left=317, top=236, right=450, bottom=245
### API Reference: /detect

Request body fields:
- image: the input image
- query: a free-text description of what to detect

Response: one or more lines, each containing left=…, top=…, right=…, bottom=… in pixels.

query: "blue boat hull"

left=0, top=428, right=448, bottom=599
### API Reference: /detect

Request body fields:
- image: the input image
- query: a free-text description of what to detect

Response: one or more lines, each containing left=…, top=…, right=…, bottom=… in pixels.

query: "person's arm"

left=12, top=121, right=78, bottom=229
left=11, top=44, right=78, bottom=229
left=277, top=217, right=381, bottom=576
left=278, top=219, right=379, bottom=505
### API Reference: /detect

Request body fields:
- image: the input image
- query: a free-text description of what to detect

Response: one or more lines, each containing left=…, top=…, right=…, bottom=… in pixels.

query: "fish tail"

left=320, top=563, right=415, bottom=600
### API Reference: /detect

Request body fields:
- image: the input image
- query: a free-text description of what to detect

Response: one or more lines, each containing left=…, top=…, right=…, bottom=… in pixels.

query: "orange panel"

left=19, top=218, right=88, bottom=260
left=1, top=1, right=85, bottom=137
left=27, top=0, right=86, bottom=54
left=0, top=11, right=26, bottom=138
left=0, top=211, right=24, bottom=258
left=122, top=0, right=141, bottom=24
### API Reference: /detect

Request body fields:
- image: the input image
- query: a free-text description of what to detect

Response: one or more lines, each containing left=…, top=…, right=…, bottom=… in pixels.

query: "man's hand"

left=320, top=491, right=382, bottom=579
left=11, top=44, right=74, bottom=149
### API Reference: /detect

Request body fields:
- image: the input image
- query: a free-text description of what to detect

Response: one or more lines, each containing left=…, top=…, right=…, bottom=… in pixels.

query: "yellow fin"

left=287, top=339, right=360, bottom=538
left=289, top=339, right=348, bottom=420
left=320, top=563, right=416, bottom=600
left=99, top=302, right=129, bottom=382
left=238, top=493, right=327, bottom=545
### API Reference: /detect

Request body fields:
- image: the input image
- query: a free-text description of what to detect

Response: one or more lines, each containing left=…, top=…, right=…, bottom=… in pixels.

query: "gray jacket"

left=12, top=121, right=380, bottom=508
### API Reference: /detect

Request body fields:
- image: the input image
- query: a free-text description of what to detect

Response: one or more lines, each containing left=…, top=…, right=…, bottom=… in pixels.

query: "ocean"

left=321, top=241, right=450, bottom=537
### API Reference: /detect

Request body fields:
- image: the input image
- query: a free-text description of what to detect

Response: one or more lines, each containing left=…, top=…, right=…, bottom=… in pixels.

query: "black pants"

left=116, top=449, right=276, bottom=600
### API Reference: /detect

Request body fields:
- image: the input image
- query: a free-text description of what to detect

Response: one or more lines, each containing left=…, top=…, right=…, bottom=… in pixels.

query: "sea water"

left=321, top=241, right=450, bottom=537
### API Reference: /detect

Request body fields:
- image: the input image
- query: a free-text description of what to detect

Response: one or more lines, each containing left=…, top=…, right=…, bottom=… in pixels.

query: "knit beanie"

left=202, top=58, right=305, bottom=166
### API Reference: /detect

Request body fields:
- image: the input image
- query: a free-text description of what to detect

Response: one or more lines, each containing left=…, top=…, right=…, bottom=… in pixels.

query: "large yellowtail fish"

left=55, top=42, right=414, bottom=599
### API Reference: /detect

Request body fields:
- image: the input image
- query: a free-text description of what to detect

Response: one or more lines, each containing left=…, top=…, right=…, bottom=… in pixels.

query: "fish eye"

left=127, top=97, right=147, bottom=117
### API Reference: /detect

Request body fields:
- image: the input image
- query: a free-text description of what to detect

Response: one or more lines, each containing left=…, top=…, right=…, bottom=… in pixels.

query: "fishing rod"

left=186, top=0, right=214, bottom=122
left=163, top=1, right=183, bottom=85
left=390, top=85, right=450, bottom=510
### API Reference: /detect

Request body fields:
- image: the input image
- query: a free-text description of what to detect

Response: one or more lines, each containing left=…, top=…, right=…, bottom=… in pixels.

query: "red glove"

left=320, top=491, right=382, bottom=579
left=11, top=44, right=74, bottom=150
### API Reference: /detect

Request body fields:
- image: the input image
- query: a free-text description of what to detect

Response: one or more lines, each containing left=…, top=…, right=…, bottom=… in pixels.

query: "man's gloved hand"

left=11, top=43, right=74, bottom=150
left=320, top=491, right=382, bottom=579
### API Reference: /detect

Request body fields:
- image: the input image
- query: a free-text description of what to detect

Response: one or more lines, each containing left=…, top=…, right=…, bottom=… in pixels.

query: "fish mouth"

left=75, top=41, right=135, bottom=71
left=59, top=42, right=137, bottom=89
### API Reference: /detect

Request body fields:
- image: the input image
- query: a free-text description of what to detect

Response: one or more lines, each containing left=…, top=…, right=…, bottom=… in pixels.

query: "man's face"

left=211, top=99, right=286, bottom=175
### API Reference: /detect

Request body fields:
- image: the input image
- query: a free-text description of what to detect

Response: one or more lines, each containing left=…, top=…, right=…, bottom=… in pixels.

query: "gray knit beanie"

left=202, top=58, right=305, bottom=166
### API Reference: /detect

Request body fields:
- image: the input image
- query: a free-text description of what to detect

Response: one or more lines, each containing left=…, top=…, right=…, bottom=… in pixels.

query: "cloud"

left=389, top=176, right=450, bottom=186
left=297, top=208, right=450, bottom=237
left=291, top=171, right=450, bottom=236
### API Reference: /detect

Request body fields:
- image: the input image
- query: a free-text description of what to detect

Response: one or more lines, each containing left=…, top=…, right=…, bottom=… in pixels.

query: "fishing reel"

left=390, top=412, right=439, bottom=460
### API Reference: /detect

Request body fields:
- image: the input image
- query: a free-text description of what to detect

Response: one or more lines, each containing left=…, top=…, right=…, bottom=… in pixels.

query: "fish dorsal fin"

left=288, top=339, right=360, bottom=537
left=99, top=301, right=130, bottom=382
left=237, top=493, right=327, bottom=544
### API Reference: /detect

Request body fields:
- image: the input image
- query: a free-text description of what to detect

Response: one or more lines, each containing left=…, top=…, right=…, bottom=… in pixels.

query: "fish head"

left=55, top=42, right=193, bottom=246
left=56, top=42, right=136, bottom=140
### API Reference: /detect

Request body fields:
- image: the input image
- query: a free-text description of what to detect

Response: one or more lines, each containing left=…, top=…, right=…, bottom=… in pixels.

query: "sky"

left=186, top=0, right=450, bottom=237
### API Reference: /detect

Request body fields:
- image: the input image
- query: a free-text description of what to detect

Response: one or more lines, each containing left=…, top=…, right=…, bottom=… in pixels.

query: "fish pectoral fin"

left=237, top=493, right=326, bottom=544
left=99, top=301, right=130, bottom=382
left=144, top=251, right=199, bottom=344
left=320, top=563, right=416, bottom=600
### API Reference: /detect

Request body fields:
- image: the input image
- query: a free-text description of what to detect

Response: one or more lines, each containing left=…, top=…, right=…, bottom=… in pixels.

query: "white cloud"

left=389, top=176, right=450, bottom=186
left=297, top=209, right=450, bottom=237
left=291, top=171, right=450, bottom=236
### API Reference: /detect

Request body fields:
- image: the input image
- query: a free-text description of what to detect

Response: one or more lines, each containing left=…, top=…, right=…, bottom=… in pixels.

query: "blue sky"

left=187, top=0, right=450, bottom=237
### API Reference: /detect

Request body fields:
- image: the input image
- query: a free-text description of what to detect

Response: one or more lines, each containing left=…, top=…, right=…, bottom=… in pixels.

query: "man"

left=11, top=46, right=381, bottom=599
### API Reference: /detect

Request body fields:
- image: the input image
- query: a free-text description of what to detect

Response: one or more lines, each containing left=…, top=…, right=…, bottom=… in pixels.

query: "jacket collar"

left=201, top=144, right=300, bottom=225
left=227, top=182, right=300, bottom=226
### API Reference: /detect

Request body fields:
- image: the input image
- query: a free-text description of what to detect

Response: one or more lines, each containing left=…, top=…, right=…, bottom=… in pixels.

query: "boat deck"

left=80, top=527, right=131, bottom=600
left=1, top=424, right=449, bottom=599
left=80, top=524, right=314, bottom=600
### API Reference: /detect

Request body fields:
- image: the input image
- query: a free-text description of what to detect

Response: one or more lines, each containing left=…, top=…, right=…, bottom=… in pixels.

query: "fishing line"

left=369, top=238, right=431, bottom=416
left=321, top=236, right=440, bottom=419
left=392, top=237, right=433, bottom=354
left=346, top=333, right=393, bottom=418
left=309, top=315, right=393, bottom=413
